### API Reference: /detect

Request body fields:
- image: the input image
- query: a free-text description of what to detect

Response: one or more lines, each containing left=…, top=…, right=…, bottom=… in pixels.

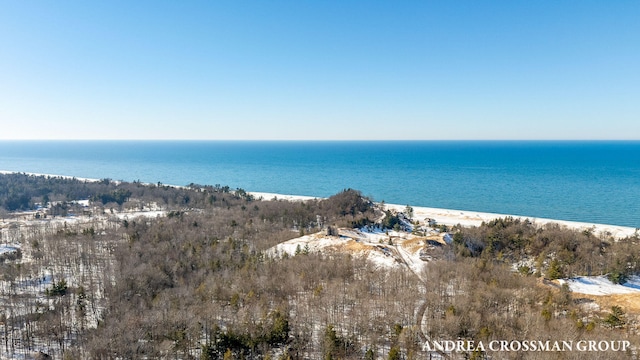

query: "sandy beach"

left=385, top=203, right=638, bottom=239
left=250, top=191, right=638, bottom=239
left=1, top=172, right=636, bottom=239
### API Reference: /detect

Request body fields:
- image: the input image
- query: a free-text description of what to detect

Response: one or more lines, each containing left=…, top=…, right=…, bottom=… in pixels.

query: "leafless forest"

left=0, top=173, right=638, bottom=359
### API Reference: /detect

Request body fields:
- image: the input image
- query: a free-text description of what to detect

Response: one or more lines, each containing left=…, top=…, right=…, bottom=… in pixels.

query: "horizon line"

left=1, top=139, right=640, bottom=142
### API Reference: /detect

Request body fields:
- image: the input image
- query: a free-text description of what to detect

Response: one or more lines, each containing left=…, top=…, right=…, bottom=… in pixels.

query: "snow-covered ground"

left=0, top=210, right=120, bottom=358
left=559, top=276, right=640, bottom=296
left=384, top=204, right=638, bottom=240
left=114, top=210, right=166, bottom=219
left=271, top=225, right=640, bottom=300
left=4, top=171, right=636, bottom=239
left=249, top=190, right=638, bottom=240
left=0, top=244, right=20, bottom=255
left=266, top=227, right=446, bottom=282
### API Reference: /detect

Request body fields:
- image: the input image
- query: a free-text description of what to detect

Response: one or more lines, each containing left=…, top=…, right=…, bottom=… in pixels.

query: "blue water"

left=0, top=140, right=639, bottom=228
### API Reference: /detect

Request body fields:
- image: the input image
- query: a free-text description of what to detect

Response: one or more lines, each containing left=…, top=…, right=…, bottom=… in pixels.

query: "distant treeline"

left=0, top=173, right=638, bottom=359
left=0, top=173, right=235, bottom=211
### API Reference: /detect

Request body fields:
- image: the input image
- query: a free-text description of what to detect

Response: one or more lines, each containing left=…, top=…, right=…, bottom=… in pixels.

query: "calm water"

left=1, top=141, right=639, bottom=228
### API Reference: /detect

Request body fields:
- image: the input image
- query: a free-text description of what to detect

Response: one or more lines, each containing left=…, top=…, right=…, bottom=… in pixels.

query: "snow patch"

left=115, top=210, right=166, bottom=219
left=267, top=227, right=436, bottom=281
left=559, top=276, right=640, bottom=296
left=0, top=244, right=20, bottom=255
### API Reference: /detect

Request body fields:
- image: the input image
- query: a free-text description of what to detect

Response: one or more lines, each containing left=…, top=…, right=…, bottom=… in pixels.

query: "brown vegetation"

left=0, top=174, right=638, bottom=359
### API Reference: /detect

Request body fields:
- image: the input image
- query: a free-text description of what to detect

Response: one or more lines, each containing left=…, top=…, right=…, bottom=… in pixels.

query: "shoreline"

left=2, top=171, right=637, bottom=238
left=385, top=203, right=637, bottom=239
left=251, top=191, right=638, bottom=239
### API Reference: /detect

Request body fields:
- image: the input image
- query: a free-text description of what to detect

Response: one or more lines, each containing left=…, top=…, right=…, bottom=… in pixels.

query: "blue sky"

left=1, top=1, right=639, bottom=140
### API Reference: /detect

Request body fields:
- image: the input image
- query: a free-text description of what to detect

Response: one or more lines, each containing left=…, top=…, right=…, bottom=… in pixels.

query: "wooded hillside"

left=0, top=174, right=637, bottom=359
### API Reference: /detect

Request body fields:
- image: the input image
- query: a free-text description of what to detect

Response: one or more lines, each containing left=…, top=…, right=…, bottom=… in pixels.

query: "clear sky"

left=1, top=1, right=639, bottom=140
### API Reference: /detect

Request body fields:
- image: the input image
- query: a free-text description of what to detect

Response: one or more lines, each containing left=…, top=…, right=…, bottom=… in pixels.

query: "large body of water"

left=0, top=140, right=639, bottom=228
